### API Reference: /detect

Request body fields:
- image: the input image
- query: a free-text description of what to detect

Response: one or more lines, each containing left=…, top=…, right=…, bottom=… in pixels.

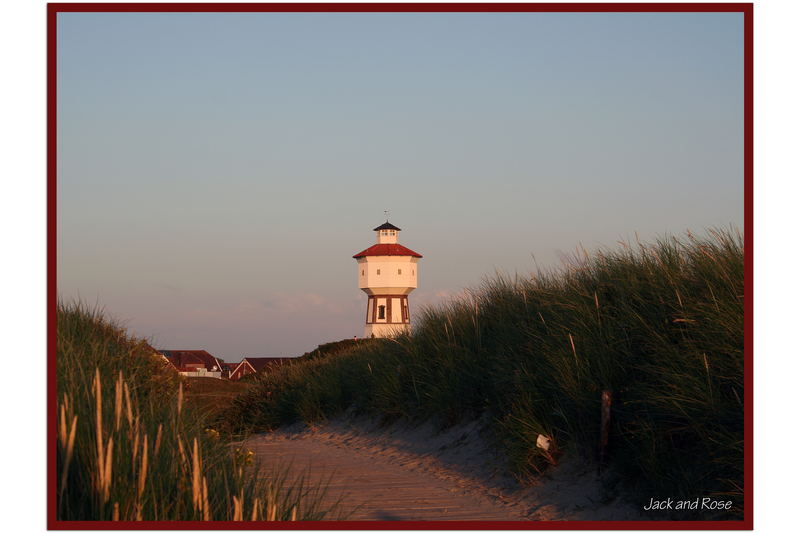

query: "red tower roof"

left=353, top=243, right=423, bottom=259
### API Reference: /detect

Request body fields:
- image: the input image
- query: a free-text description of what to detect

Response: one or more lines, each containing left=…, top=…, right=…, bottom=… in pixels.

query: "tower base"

left=364, top=323, right=411, bottom=339
left=363, top=294, right=411, bottom=338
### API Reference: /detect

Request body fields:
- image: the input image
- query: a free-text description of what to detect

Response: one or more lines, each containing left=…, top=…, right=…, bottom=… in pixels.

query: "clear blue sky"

left=57, top=11, right=744, bottom=361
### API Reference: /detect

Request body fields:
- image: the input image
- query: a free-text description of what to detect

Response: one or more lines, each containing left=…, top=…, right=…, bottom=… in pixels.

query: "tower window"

left=361, top=269, right=364, bottom=276
left=378, top=305, right=386, bottom=319
left=398, top=269, right=402, bottom=275
left=377, top=269, right=381, bottom=275
left=390, top=231, right=395, bottom=236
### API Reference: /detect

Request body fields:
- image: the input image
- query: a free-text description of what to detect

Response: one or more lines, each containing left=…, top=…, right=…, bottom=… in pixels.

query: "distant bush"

left=228, top=229, right=745, bottom=517
left=297, top=338, right=374, bottom=361
left=56, top=302, right=337, bottom=521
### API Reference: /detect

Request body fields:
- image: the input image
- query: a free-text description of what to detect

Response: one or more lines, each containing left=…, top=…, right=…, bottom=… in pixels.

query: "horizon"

left=57, top=11, right=744, bottom=361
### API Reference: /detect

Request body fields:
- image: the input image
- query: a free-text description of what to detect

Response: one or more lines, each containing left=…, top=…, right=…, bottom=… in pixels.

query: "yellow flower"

left=233, top=448, right=255, bottom=466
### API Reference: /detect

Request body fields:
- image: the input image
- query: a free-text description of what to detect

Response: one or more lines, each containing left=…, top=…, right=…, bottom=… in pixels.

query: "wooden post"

left=599, top=389, right=612, bottom=463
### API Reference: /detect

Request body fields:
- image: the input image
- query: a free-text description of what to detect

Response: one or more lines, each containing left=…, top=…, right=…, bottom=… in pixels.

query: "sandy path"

left=249, top=433, right=523, bottom=520
left=247, top=417, right=642, bottom=521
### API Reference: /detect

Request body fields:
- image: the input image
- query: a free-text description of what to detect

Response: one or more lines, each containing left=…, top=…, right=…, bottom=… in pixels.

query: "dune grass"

left=56, top=302, right=338, bottom=521
left=227, top=229, right=745, bottom=517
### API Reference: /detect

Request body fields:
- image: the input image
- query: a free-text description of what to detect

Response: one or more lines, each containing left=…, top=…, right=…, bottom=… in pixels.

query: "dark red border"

left=743, top=2, right=754, bottom=531
left=47, top=2, right=59, bottom=531
left=47, top=3, right=754, bottom=530
left=46, top=2, right=752, bottom=12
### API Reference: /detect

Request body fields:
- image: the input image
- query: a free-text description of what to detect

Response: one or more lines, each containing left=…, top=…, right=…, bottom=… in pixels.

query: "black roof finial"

left=384, top=209, right=390, bottom=222
left=373, top=220, right=402, bottom=231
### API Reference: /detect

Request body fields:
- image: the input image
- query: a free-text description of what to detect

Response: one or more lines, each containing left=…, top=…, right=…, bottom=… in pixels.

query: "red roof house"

left=220, top=362, right=238, bottom=378
left=159, top=350, right=224, bottom=377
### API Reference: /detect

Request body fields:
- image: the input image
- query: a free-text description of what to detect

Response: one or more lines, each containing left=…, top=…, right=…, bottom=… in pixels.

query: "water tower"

left=353, top=220, right=422, bottom=338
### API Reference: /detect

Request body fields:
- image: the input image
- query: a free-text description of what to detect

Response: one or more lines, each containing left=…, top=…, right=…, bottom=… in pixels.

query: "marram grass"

left=56, top=302, right=338, bottom=521
left=227, top=229, right=745, bottom=517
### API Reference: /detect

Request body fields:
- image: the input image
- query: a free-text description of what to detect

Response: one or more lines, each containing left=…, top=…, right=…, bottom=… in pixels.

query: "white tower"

left=353, top=221, right=422, bottom=338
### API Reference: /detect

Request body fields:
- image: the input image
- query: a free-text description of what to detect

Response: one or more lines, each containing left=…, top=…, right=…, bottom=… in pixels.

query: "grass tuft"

left=56, top=301, right=339, bottom=521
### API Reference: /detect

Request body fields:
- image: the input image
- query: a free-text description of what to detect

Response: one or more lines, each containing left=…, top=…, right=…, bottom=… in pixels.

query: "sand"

left=246, top=414, right=643, bottom=521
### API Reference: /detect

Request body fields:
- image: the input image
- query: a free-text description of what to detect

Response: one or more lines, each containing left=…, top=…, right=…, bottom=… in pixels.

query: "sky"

left=56, top=11, right=744, bottom=361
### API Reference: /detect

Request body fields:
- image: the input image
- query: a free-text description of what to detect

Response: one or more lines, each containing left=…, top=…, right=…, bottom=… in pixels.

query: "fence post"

left=599, top=389, right=612, bottom=463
